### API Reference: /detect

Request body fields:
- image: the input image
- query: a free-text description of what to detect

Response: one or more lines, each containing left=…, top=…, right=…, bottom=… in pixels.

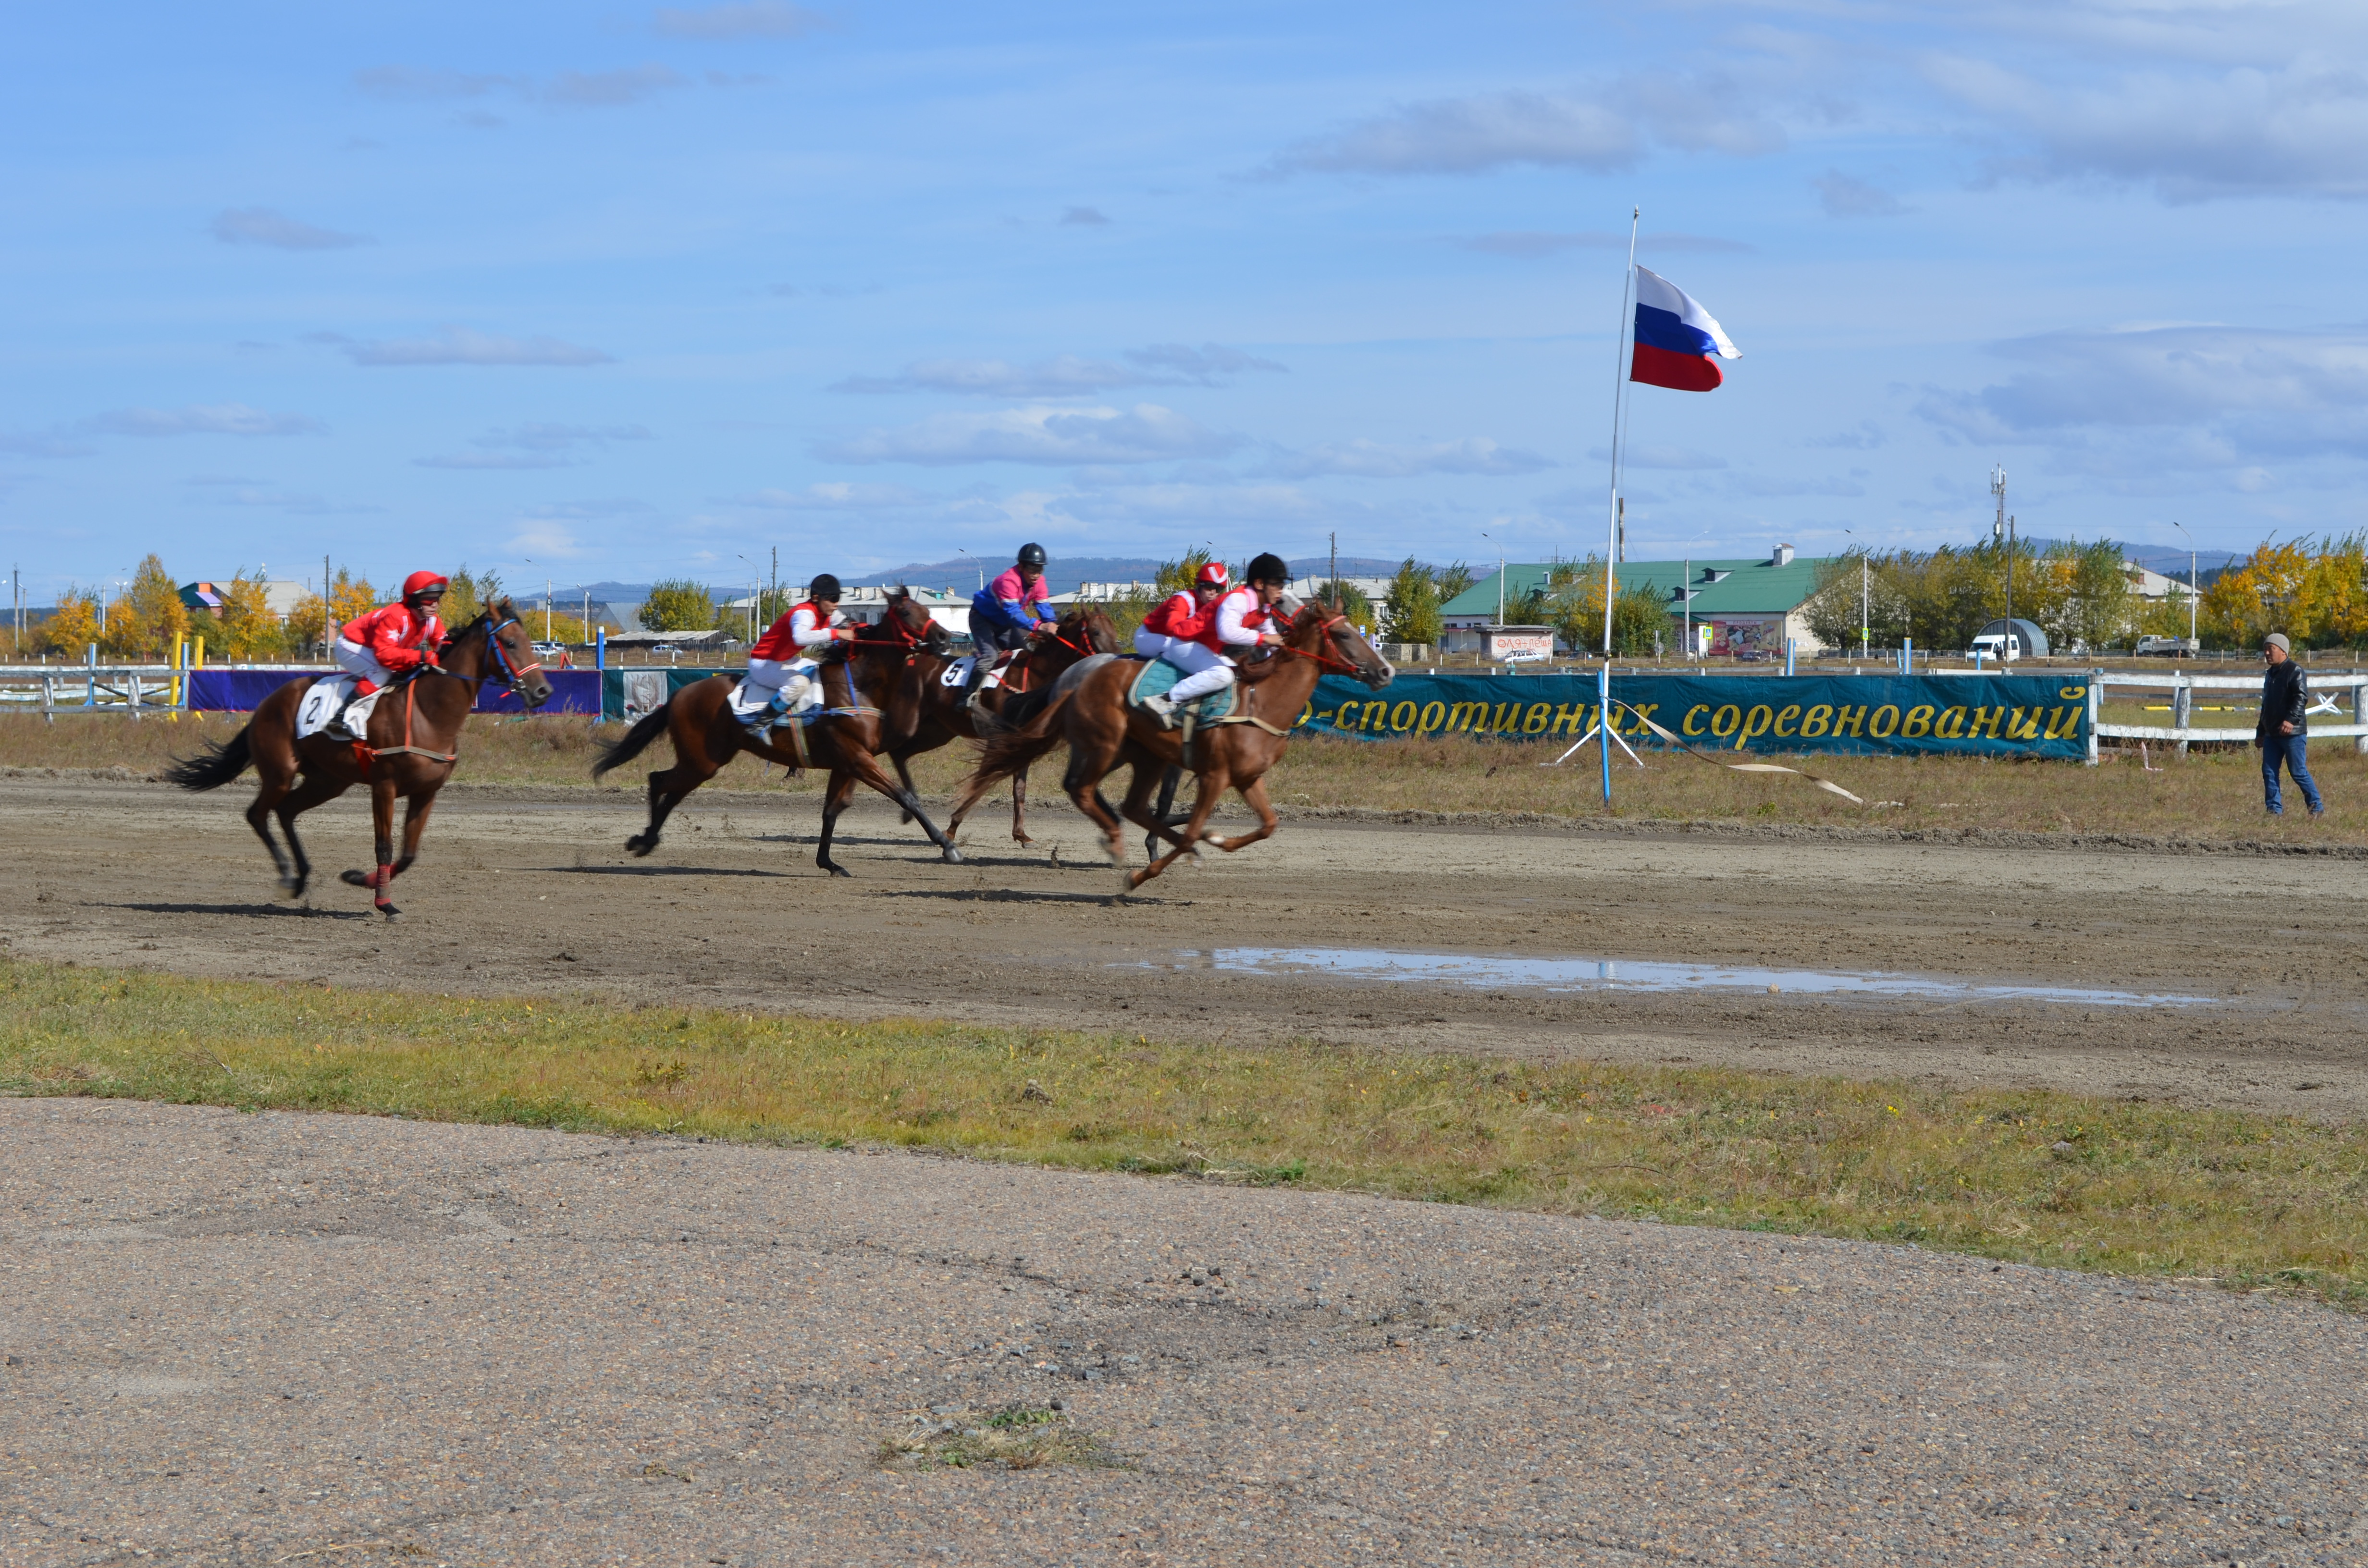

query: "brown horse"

left=591, top=589, right=964, bottom=876
left=161, top=598, right=555, bottom=918
left=951, top=600, right=1393, bottom=891
left=881, top=607, right=1121, bottom=846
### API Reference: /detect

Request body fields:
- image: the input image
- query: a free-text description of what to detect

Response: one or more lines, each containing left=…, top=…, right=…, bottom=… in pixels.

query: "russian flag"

left=1630, top=266, right=1740, bottom=392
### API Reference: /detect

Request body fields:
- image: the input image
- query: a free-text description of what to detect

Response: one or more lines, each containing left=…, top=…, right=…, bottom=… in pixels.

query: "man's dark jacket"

left=2258, top=659, right=2308, bottom=743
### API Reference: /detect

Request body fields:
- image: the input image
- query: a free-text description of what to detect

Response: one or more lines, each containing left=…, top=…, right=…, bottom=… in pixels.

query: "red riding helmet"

left=402, top=570, right=450, bottom=604
left=1195, top=561, right=1230, bottom=588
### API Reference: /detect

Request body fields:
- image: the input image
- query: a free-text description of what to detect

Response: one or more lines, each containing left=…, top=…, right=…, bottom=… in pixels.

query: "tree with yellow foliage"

left=38, top=589, right=102, bottom=658
left=103, top=555, right=188, bottom=660
left=211, top=571, right=284, bottom=660
left=327, top=568, right=377, bottom=629
left=2202, top=537, right=2368, bottom=651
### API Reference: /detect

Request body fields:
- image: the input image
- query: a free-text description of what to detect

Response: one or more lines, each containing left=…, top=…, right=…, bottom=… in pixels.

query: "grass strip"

left=4, top=956, right=2364, bottom=1308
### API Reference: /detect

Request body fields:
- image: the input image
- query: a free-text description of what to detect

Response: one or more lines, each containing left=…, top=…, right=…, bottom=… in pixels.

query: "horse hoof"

left=379, top=905, right=402, bottom=921
left=941, top=846, right=964, bottom=864
left=823, top=864, right=853, bottom=879
left=339, top=869, right=370, bottom=888
left=1013, top=832, right=1035, bottom=846
left=626, top=836, right=655, bottom=858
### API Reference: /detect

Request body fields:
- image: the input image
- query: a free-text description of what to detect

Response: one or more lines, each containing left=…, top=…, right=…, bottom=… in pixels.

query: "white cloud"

left=1813, top=170, right=1908, bottom=217
left=1927, top=51, right=2368, bottom=202
left=416, top=426, right=648, bottom=468
left=1915, top=324, right=2368, bottom=485
left=737, top=481, right=936, bottom=509
left=508, top=522, right=588, bottom=558
left=544, top=65, right=686, bottom=108
left=833, top=343, right=1283, bottom=397
left=210, top=208, right=370, bottom=250
left=653, top=2, right=830, bottom=38
left=1060, top=206, right=1111, bottom=226
left=0, top=431, right=93, bottom=458
left=1805, top=422, right=1887, bottom=450
left=1265, top=77, right=1782, bottom=178
left=319, top=328, right=613, bottom=368
left=82, top=404, right=324, bottom=437
left=1264, top=436, right=1555, bottom=479
left=817, top=404, right=1243, bottom=466
left=196, top=487, right=382, bottom=515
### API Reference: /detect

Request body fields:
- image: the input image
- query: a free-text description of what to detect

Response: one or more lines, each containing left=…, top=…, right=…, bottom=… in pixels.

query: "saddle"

left=1126, top=656, right=1237, bottom=723
left=296, top=675, right=379, bottom=742
left=939, top=655, right=1009, bottom=691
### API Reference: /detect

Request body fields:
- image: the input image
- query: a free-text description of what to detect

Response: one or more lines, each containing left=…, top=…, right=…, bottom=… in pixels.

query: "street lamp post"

left=2170, top=521, right=2197, bottom=645
left=957, top=549, right=983, bottom=592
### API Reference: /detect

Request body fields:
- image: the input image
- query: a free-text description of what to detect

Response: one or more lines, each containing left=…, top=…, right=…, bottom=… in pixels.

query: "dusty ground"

left=6, top=1096, right=2365, bottom=1568
left=2, top=774, right=2364, bottom=1121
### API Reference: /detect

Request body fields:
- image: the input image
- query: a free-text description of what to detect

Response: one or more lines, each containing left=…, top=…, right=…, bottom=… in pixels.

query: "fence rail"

left=2086, top=670, right=2368, bottom=762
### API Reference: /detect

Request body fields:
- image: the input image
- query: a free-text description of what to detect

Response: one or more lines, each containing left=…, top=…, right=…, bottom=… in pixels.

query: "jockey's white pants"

left=333, top=638, right=394, bottom=689
left=1135, top=630, right=1235, bottom=703
left=743, top=656, right=817, bottom=695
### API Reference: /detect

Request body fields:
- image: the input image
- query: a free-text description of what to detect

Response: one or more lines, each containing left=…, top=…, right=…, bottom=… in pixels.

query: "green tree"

left=1380, top=557, right=1442, bottom=645
left=640, top=578, right=717, bottom=632
left=1431, top=560, right=1476, bottom=606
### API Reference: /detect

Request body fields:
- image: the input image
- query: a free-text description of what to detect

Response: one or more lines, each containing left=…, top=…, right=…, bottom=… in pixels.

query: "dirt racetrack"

left=3, top=772, right=2364, bottom=1122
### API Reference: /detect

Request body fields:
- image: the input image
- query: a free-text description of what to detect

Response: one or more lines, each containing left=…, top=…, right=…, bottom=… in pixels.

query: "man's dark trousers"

left=2263, top=734, right=2323, bottom=815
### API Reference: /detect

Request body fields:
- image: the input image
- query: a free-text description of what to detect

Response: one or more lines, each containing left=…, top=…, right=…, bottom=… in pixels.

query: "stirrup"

left=1142, top=693, right=1178, bottom=729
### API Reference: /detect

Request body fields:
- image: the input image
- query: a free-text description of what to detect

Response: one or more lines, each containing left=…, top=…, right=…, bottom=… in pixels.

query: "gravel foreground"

left=3, top=1099, right=2362, bottom=1567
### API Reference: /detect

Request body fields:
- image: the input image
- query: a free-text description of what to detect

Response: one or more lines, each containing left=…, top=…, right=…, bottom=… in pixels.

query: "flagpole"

left=1604, top=205, right=1638, bottom=662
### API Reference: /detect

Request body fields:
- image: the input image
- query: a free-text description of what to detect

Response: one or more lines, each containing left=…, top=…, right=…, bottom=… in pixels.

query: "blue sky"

left=6, top=0, right=2365, bottom=601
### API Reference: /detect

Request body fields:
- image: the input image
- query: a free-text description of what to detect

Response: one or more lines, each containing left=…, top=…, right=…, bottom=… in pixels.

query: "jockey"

left=965, top=542, right=1055, bottom=696
left=743, top=574, right=855, bottom=731
left=331, top=570, right=447, bottom=734
left=1142, top=552, right=1290, bottom=726
left=1133, top=561, right=1229, bottom=723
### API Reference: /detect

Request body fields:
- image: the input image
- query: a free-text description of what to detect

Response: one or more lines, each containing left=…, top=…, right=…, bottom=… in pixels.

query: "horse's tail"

left=950, top=684, right=1079, bottom=821
left=161, top=725, right=254, bottom=792
left=593, top=699, right=673, bottom=779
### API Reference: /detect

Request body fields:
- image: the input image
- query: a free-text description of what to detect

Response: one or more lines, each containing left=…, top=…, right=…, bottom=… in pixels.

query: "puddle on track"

left=1131, top=947, right=2214, bottom=1009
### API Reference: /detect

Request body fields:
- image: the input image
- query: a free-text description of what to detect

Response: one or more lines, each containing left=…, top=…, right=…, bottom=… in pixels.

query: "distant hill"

left=848, top=554, right=1415, bottom=596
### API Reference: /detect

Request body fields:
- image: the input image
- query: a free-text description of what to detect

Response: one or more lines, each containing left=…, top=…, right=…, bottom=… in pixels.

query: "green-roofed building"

left=1439, top=543, right=1838, bottom=656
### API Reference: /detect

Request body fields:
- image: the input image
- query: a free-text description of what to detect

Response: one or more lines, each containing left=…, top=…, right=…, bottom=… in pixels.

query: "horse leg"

left=390, top=786, right=438, bottom=880
left=839, top=749, right=964, bottom=865
left=1142, top=761, right=1181, bottom=862
left=815, top=768, right=861, bottom=877
left=892, top=752, right=919, bottom=826
left=274, top=773, right=350, bottom=901
left=629, top=760, right=707, bottom=857
left=1128, top=760, right=1233, bottom=891
left=246, top=777, right=296, bottom=894
left=1118, top=761, right=1198, bottom=860
left=1009, top=764, right=1034, bottom=846
left=1061, top=746, right=1130, bottom=882
left=338, top=775, right=402, bottom=918
left=1205, top=772, right=1282, bottom=855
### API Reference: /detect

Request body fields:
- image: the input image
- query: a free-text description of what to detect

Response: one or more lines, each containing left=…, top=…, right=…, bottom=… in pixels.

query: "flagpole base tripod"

left=1545, top=713, right=1643, bottom=769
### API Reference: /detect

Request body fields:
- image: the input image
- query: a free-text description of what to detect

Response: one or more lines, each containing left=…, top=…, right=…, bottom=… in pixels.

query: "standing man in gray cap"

left=2257, top=632, right=2324, bottom=817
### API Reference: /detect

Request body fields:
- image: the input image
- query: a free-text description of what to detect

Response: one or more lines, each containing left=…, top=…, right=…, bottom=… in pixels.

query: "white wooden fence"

left=2085, top=669, right=2368, bottom=764
left=0, top=662, right=193, bottom=720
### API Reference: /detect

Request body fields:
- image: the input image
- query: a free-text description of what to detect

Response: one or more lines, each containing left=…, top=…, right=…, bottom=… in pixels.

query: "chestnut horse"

left=161, top=597, right=554, bottom=918
left=591, top=589, right=963, bottom=876
left=951, top=600, right=1393, bottom=891
left=882, top=607, right=1121, bottom=846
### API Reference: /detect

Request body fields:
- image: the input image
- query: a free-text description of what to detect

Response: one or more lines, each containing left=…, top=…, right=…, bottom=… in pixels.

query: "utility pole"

left=1861, top=553, right=1870, bottom=656
left=2171, top=521, right=2197, bottom=645
left=2005, top=514, right=2016, bottom=646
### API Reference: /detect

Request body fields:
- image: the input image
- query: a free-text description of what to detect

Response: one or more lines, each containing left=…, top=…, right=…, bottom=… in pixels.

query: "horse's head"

left=1068, top=605, right=1122, bottom=654
left=1287, top=597, right=1394, bottom=690
left=449, top=595, right=555, bottom=708
left=879, top=585, right=952, bottom=654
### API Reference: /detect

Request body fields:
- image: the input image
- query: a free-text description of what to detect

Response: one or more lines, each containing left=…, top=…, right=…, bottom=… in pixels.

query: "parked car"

left=2134, top=636, right=2198, bottom=658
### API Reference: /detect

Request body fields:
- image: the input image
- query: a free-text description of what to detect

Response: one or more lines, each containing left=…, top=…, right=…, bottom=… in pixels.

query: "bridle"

left=1273, top=606, right=1369, bottom=677
left=463, top=612, right=544, bottom=700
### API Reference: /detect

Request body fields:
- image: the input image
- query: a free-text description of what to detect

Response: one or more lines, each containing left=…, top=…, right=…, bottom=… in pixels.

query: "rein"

left=1274, top=611, right=1367, bottom=676
left=354, top=611, right=534, bottom=770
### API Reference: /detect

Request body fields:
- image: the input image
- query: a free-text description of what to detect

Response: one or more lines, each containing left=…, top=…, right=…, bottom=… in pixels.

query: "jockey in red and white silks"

left=1141, top=553, right=1290, bottom=723
left=334, top=571, right=448, bottom=695
left=742, top=574, right=853, bottom=724
left=1134, top=560, right=1230, bottom=685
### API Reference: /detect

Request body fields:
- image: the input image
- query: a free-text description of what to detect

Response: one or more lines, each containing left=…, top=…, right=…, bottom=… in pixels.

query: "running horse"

left=591, top=589, right=964, bottom=876
left=161, top=597, right=555, bottom=918
left=882, top=606, right=1121, bottom=846
left=951, top=600, right=1394, bottom=891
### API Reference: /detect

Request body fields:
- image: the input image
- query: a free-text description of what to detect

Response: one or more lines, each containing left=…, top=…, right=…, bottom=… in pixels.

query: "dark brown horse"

left=591, top=589, right=963, bottom=876
left=882, top=607, right=1121, bottom=846
left=161, top=598, right=555, bottom=918
left=951, top=601, right=1393, bottom=891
